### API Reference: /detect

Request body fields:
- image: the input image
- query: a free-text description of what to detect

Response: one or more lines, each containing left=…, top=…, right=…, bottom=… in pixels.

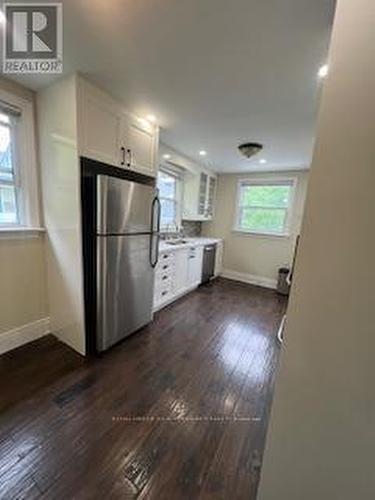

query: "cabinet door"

left=182, top=172, right=200, bottom=220
left=214, top=241, right=223, bottom=277
left=80, top=85, right=122, bottom=167
left=174, top=249, right=189, bottom=294
left=121, top=115, right=158, bottom=177
left=198, top=173, right=208, bottom=216
left=187, top=246, right=204, bottom=287
left=207, top=176, right=216, bottom=217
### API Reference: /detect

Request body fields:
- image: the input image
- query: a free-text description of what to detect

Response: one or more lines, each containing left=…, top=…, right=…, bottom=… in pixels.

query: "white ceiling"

left=7, top=0, right=336, bottom=173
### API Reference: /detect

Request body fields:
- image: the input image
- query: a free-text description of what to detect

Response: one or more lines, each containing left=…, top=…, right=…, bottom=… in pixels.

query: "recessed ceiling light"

left=199, top=150, right=207, bottom=157
left=259, top=159, right=267, bottom=164
left=163, top=154, right=171, bottom=160
left=137, top=117, right=150, bottom=127
left=146, top=114, right=157, bottom=123
left=318, top=64, right=329, bottom=79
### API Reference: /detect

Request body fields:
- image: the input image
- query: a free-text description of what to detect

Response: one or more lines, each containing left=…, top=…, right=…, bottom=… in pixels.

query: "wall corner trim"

left=222, top=269, right=277, bottom=290
left=0, top=318, right=50, bottom=355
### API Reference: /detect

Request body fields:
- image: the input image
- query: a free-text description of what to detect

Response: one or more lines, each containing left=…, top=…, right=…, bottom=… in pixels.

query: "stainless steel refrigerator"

left=96, top=174, right=160, bottom=352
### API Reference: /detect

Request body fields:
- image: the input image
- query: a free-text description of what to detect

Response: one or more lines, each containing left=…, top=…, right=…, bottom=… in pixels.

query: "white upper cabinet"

left=207, top=175, right=216, bottom=218
left=183, top=170, right=217, bottom=221
left=79, top=82, right=122, bottom=167
left=78, top=78, right=159, bottom=177
left=121, top=115, right=159, bottom=177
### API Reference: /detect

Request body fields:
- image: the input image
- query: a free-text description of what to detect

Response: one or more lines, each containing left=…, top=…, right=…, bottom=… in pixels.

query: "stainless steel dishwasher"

left=201, top=244, right=216, bottom=284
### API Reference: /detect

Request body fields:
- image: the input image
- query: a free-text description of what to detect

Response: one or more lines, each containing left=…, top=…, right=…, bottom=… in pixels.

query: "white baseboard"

left=222, top=269, right=277, bottom=290
left=0, top=317, right=50, bottom=355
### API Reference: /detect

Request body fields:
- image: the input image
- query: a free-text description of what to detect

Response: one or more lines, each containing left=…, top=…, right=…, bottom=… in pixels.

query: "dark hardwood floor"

left=0, top=278, right=286, bottom=499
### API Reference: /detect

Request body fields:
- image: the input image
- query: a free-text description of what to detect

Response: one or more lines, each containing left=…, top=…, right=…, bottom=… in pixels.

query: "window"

left=157, top=169, right=181, bottom=230
left=0, top=112, right=19, bottom=225
left=0, top=89, right=40, bottom=230
left=234, top=179, right=295, bottom=236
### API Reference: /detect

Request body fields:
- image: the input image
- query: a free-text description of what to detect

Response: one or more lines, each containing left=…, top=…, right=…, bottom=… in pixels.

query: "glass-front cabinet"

left=183, top=170, right=216, bottom=221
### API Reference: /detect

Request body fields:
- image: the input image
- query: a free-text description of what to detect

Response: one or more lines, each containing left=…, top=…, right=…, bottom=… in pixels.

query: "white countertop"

left=159, top=237, right=222, bottom=254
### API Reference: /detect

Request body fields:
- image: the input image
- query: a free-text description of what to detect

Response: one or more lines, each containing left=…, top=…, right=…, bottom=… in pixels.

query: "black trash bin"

left=277, top=267, right=290, bottom=296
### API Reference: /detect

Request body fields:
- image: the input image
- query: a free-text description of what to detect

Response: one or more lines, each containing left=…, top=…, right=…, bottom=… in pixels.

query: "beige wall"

left=0, top=77, right=48, bottom=335
left=0, top=235, right=48, bottom=334
left=258, top=0, right=375, bottom=498
left=203, top=171, right=309, bottom=285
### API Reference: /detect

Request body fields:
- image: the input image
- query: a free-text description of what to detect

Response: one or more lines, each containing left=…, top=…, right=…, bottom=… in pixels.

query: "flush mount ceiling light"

left=259, top=159, right=267, bottom=164
left=199, top=150, right=207, bottom=156
left=318, top=64, right=329, bottom=78
left=238, top=142, right=263, bottom=159
left=163, top=154, right=171, bottom=160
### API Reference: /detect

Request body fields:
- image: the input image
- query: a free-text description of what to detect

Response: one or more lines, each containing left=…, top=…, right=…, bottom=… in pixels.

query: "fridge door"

left=97, top=174, right=158, bottom=235
left=96, top=234, right=155, bottom=351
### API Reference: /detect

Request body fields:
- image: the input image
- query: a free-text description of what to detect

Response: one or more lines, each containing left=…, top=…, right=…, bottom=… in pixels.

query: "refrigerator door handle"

left=156, top=196, right=161, bottom=233
left=150, top=197, right=161, bottom=268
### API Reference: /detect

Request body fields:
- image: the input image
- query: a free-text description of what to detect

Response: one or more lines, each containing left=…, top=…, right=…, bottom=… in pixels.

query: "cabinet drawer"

left=156, top=256, right=175, bottom=276
left=156, top=284, right=173, bottom=304
left=155, top=273, right=174, bottom=290
left=155, top=264, right=174, bottom=279
left=158, top=252, right=174, bottom=264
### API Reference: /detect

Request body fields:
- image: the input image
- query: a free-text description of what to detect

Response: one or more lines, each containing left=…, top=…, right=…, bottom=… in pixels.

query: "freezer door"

left=97, top=175, right=158, bottom=235
left=96, top=234, right=155, bottom=351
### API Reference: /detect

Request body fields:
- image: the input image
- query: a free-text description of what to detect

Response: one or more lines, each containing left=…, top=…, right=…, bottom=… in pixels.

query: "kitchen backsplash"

left=160, top=220, right=202, bottom=239
left=181, top=220, right=202, bottom=237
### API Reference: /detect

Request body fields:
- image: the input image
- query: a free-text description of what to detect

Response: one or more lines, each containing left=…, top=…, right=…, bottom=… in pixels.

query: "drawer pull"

left=162, top=291, right=168, bottom=297
left=162, top=275, right=168, bottom=281
left=163, top=265, right=169, bottom=270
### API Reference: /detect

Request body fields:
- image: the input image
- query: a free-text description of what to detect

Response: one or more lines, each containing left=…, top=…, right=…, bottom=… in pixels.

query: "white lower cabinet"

left=154, top=252, right=175, bottom=308
left=174, top=249, right=189, bottom=295
left=214, top=240, right=224, bottom=277
left=154, top=246, right=203, bottom=311
left=187, top=246, right=204, bottom=288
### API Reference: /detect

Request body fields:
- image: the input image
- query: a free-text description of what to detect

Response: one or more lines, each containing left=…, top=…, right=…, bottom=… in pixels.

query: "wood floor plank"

left=0, top=278, right=286, bottom=499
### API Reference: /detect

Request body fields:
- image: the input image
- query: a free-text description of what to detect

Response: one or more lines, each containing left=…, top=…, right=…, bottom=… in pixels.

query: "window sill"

left=232, top=228, right=290, bottom=239
left=0, top=227, right=46, bottom=238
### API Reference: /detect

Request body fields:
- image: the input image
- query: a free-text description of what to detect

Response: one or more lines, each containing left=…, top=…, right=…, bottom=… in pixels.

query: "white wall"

left=203, top=171, right=309, bottom=287
left=159, top=142, right=216, bottom=177
left=38, top=75, right=86, bottom=355
left=258, top=0, right=375, bottom=497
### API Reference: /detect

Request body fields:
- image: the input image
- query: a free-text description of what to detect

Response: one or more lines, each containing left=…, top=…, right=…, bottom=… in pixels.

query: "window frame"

left=0, top=88, right=41, bottom=230
left=233, top=177, right=297, bottom=237
left=157, top=166, right=183, bottom=231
